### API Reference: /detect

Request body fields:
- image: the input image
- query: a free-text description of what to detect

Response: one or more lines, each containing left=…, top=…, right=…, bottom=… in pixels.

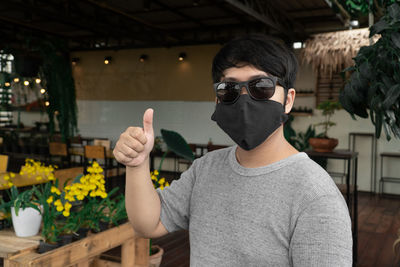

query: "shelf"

left=296, top=93, right=315, bottom=97
left=291, top=112, right=313, bottom=116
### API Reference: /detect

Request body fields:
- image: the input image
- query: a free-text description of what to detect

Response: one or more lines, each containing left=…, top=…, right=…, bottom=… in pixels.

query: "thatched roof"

left=301, top=28, right=379, bottom=76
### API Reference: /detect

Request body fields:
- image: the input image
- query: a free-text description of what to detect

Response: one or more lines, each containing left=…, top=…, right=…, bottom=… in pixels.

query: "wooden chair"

left=0, top=154, right=9, bottom=172
left=49, top=142, right=70, bottom=168
left=94, top=139, right=111, bottom=150
left=84, top=145, right=111, bottom=190
left=54, top=167, right=84, bottom=190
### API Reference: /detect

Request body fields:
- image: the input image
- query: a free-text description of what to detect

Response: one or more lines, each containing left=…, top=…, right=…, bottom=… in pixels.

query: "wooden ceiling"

left=0, top=0, right=357, bottom=51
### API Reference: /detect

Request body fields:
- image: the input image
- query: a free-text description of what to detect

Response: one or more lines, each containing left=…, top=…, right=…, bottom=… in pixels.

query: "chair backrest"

left=94, top=139, right=111, bottom=150
left=49, top=142, right=68, bottom=157
left=54, top=167, right=84, bottom=190
left=207, top=144, right=228, bottom=152
left=0, top=154, right=9, bottom=172
left=84, top=145, right=106, bottom=159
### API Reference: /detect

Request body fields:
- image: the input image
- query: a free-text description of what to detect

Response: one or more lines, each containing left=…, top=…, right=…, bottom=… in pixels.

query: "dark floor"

left=152, top=192, right=400, bottom=267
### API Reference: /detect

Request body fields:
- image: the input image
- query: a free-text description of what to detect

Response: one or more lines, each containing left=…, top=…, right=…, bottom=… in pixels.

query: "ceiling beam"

left=152, top=0, right=207, bottom=27
left=82, top=0, right=180, bottom=43
left=222, top=0, right=305, bottom=40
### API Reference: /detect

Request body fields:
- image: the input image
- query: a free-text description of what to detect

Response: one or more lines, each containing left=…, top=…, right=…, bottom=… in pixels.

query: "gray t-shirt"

left=157, top=146, right=352, bottom=266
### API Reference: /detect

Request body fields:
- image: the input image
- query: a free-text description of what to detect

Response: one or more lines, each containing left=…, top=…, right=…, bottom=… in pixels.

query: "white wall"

left=14, top=46, right=400, bottom=194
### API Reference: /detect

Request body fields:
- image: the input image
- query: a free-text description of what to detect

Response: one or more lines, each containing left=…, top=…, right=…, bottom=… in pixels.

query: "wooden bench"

left=0, top=223, right=149, bottom=267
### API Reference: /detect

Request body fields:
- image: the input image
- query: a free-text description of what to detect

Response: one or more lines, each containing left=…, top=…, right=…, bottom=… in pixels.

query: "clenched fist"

left=113, top=108, right=154, bottom=167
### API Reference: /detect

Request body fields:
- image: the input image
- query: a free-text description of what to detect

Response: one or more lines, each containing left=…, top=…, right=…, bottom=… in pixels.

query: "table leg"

left=346, top=159, right=351, bottom=208
left=353, top=157, right=358, bottom=266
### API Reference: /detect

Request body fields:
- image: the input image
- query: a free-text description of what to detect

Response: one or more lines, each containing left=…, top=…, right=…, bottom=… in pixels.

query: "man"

left=113, top=34, right=352, bottom=266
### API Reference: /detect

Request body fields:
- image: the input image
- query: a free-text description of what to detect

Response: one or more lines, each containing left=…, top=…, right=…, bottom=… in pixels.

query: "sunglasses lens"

left=216, top=82, right=239, bottom=103
left=248, top=78, right=275, bottom=100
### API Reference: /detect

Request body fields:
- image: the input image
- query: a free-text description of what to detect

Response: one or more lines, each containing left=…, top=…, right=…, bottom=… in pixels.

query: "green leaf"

left=382, top=84, right=400, bottom=109
left=370, top=20, right=389, bottom=36
left=391, top=32, right=400, bottom=49
left=161, top=129, right=195, bottom=162
left=388, top=3, right=400, bottom=21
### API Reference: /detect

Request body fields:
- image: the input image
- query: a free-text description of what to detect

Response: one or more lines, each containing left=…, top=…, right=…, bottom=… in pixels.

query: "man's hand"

left=113, top=108, right=154, bottom=167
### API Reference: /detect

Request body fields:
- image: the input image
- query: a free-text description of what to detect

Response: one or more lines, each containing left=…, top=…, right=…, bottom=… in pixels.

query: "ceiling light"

left=350, top=20, right=359, bottom=27
left=139, top=54, right=148, bottom=62
left=293, top=42, right=303, bottom=49
left=178, top=52, right=186, bottom=61
left=71, top=58, right=80, bottom=66
left=13, top=77, right=19, bottom=83
left=104, top=56, right=112, bottom=65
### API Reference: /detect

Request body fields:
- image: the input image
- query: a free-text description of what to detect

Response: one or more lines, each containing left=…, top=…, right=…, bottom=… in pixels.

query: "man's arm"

left=289, top=195, right=353, bottom=266
left=113, top=108, right=168, bottom=238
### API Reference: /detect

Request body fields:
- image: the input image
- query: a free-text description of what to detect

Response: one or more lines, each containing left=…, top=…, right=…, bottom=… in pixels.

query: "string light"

left=45, top=101, right=50, bottom=107
left=35, top=78, right=41, bottom=84
left=4, top=82, right=10, bottom=87
left=24, top=81, right=29, bottom=86
left=13, top=78, right=19, bottom=83
left=40, top=88, right=46, bottom=94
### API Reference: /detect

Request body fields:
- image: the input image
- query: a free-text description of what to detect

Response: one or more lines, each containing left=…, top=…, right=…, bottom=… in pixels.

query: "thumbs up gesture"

left=113, top=108, right=155, bottom=167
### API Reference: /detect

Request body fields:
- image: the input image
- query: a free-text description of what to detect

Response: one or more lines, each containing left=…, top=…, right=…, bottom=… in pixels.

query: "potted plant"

left=0, top=180, right=43, bottom=237
left=149, top=170, right=170, bottom=267
left=340, top=2, right=400, bottom=140
left=309, top=101, right=342, bottom=152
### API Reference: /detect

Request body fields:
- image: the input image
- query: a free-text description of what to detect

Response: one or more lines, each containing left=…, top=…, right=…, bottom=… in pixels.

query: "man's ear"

left=284, top=89, right=296, bottom=114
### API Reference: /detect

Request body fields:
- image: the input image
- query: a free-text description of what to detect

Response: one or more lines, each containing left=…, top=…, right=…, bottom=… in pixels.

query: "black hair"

left=211, top=34, right=298, bottom=91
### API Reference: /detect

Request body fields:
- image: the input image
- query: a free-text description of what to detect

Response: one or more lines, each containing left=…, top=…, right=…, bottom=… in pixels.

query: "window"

left=0, top=53, right=14, bottom=126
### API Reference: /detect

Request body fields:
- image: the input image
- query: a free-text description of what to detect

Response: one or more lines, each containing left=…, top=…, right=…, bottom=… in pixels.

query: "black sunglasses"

left=213, top=76, right=284, bottom=104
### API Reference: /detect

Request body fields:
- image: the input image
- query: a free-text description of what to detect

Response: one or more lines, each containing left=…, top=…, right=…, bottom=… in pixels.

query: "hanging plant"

left=340, top=2, right=400, bottom=140
left=38, top=38, right=78, bottom=142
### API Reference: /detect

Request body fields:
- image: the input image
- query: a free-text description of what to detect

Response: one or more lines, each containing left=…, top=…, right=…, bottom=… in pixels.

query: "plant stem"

left=157, top=151, right=168, bottom=172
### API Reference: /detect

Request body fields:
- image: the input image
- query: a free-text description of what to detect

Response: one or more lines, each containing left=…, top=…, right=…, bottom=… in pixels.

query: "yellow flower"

left=159, top=185, right=164, bottom=190
left=77, top=194, right=85, bottom=200
left=50, top=186, right=61, bottom=195
left=158, top=178, right=165, bottom=185
left=64, top=202, right=72, bottom=210
left=7, top=182, right=13, bottom=187
left=165, top=182, right=170, bottom=187
left=100, top=192, right=107, bottom=198
left=62, top=211, right=70, bottom=217
left=56, top=205, right=64, bottom=212
left=46, top=196, right=54, bottom=204
left=154, top=170, right=159, bottom=176
left=36, top=176, right=42, bottom=181
left=3, top=175, right=9, bottom=181
left=54, top=199, right=62, bottom=206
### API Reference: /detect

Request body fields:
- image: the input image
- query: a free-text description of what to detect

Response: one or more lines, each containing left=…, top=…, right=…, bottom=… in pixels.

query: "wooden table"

left=0, top=222, right=149, bottom=267
left=68, top=147, right=114, bottom=159
left=0, top=172, right=50, bottom=190
left=306, top=149, right=358, bottom=266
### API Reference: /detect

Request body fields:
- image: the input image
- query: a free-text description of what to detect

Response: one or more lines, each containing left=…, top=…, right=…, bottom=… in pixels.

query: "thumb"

left=143, top=108, right=154, bottom=135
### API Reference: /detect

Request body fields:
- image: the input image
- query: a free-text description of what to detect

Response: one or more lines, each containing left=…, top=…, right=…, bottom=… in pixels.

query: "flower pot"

left=38, top=240, right=59, bottom=254
left=11, top=206, right=42, bottom=237
left=149, top=245, right=164, bottom=267
left=309, top=137, right=338, bottom=153
left=58, top=234, right=74, bottom=247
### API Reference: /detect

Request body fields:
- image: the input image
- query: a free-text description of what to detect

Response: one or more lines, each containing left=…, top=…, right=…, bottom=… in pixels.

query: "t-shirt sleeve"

left=156, top=160, right=198, bottom=233
left=289, top=194, right=353, bottom=267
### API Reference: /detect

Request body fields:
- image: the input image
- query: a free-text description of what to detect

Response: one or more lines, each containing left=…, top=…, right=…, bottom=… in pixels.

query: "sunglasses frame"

left=213, top=76, right=285, bottom=104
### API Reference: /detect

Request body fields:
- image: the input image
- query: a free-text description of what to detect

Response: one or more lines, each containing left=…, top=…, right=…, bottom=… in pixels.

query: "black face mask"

left=211, top=94, right=288, bottom=151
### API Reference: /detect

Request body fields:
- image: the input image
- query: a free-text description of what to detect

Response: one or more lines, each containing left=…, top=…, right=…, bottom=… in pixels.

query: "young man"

left=113, top=34, right=352, bottom=266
